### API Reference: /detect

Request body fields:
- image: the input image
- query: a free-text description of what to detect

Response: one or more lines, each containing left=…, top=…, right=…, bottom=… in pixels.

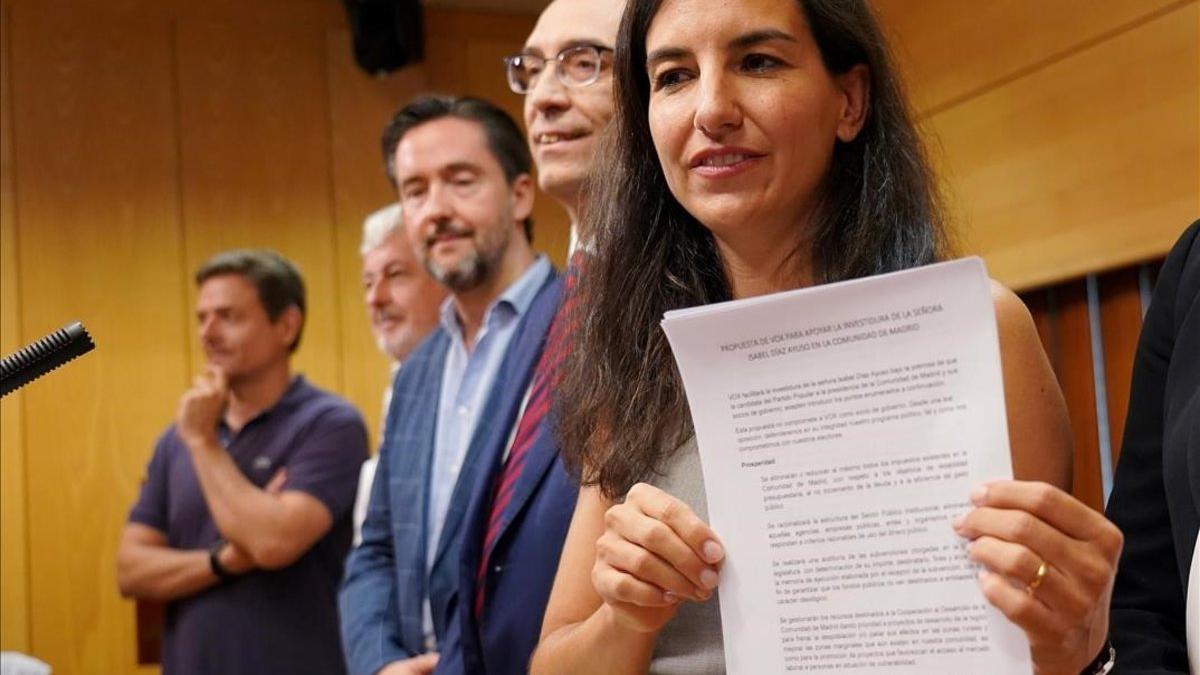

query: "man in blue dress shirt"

left=430, top=1, right=624, bottom=673
left=339, top=95, right=561, bottom=675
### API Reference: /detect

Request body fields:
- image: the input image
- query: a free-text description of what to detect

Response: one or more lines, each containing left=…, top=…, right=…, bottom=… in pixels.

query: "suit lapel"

left=490, top=421, right=558, bottom=550
left=489, top=271, right=575, bottom=552
left=430, top=272, right=564, bottom=571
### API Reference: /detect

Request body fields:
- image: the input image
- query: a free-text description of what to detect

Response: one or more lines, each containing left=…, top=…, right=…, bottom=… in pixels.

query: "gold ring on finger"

left=1025, top=560, right=1047, bottom=596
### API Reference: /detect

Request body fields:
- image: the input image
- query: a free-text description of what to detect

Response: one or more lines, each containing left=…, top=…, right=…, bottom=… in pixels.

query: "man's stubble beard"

left=423, top=222, right=512, bottom=293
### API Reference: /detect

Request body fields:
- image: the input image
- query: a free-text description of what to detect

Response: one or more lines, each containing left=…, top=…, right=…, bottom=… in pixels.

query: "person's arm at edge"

left=1105, top=221, right=1199, bottom=672
left=530, top=485, right=659, bottom=675
left=991, top=281, right=1073, bottom=490
left=965, top=282, right=1120, bottom=673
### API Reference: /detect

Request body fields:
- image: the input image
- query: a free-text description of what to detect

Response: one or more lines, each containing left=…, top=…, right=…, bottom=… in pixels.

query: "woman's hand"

left=954, top=480, right=1122, bottom=675
left=592, top=482, right=725, bottom=634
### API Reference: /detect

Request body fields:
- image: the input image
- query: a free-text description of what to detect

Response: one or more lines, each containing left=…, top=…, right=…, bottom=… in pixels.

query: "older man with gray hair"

left=352, top=204, right=447, bottom=543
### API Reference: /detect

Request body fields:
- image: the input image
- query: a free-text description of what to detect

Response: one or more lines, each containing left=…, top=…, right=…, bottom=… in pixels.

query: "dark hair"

left=195, top=249, right=307, bottom=353
left=381, top=94, right=535, bottom=242
left=556, top=0, right=950, bottom=498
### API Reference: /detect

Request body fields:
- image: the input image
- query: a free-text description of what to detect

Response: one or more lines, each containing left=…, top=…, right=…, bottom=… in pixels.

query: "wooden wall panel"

left=929, top=3, right=1198, bottom=290
left=1098, top=268, right=1145, bottom=466
left=1024, top=283, right=1105, bottom=512
left=1023, top=261, right=1161, bottom=512
left=0, top=1, right=30, bottom=655
left=175, top=16, right=343, bottom=392
left=0, top=2, right=558, bottom=671
left=1055, top=282, right=1105, bottom=513
left=5, top=0, right=343, bottom=25
left=326, top=28, right=430, bottom=442
left=8, top=4, right=188, bottom=672
left=874, top=0, right=1182, bottom=114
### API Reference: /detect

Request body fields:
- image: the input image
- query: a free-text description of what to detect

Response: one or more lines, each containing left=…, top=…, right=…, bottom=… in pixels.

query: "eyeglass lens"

left=507, top=46, right=604, bottom=94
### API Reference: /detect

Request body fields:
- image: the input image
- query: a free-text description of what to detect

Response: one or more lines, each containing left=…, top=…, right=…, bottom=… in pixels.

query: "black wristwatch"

left=208, top=539, right=235, bottom=583
left=1080, top=639, right=1115, bottom=675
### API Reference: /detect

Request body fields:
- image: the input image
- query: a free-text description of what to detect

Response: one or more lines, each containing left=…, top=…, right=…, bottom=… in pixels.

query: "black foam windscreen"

left=343, top=0, right=425, bottom=75
left=0, top=321, right=95, bottom=397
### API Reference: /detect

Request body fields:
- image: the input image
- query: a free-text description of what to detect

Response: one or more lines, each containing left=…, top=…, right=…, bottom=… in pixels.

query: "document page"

left=661, top=258, right=1031, bottom=674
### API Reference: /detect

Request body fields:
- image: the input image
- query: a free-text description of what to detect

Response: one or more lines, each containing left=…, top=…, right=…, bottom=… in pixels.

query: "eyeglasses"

left=503, top=45, right=613, bottom=95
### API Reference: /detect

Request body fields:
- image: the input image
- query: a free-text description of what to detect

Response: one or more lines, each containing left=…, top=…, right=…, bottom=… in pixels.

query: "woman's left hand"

left=953, top=480, right=1123, bottom=675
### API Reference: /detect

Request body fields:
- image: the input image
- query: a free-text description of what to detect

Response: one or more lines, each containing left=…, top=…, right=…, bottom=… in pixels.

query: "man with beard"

left=352, top=204, right=448, bottom=544
left=117, top=249, right=368, bottom=675
left=340, top=95, right=561, bottom=675
left=431, top=1, right=624, bottom=673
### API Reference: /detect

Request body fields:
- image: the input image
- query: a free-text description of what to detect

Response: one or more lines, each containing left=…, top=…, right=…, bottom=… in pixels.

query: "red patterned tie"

left=474, top=256, right=580, bottom=618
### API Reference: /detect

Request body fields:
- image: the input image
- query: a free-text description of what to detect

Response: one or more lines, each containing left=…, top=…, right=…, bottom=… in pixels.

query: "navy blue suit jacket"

left=434, top=285, right=579, bottom=675
left=340, top=270, right=563, bottom=675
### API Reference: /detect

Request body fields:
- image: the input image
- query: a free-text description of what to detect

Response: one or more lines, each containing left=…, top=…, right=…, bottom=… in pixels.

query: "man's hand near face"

left=176, top=367, right=230, bottom=449
left=177, top=365, right=336, bottom=571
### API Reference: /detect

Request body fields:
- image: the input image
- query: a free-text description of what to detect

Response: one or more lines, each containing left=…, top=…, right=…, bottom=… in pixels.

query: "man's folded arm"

left=190, top=413, right=366, bottom=569
left=115, top=523, right=220, bottom=602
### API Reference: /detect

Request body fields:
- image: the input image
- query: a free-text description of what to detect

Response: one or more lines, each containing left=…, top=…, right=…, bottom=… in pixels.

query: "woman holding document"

left=531, top=0, right=1123, bottom=674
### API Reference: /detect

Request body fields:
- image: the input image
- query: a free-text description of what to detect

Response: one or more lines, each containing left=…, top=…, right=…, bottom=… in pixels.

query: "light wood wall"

left=0, top=1, right=1196, bottom=673
left=1, top=0, right=29, bottom=659
left=875, top=0, right=1198, bottom=289
left=1023, top=260, right=1161, bottom=514
left=0, top=2, right=549, bottom=673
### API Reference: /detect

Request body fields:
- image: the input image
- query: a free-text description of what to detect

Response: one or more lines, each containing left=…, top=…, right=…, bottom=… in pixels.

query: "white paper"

left=661, top=258, right=1031, bottom=674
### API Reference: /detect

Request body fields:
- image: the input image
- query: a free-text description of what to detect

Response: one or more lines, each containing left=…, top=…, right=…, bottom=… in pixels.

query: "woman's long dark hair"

left=556, top=0, right=950, bottom=499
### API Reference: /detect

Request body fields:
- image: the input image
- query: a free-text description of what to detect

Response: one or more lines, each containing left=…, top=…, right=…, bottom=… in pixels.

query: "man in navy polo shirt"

left=117, top=249, right=368, bottom=674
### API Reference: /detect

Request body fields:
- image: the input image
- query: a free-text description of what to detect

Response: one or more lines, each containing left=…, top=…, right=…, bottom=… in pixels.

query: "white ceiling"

left=424, top=0, right=551, bottom=15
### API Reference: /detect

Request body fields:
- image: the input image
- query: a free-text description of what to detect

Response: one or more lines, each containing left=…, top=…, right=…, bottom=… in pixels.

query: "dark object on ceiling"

left=343, top=0, right=425, bottom=76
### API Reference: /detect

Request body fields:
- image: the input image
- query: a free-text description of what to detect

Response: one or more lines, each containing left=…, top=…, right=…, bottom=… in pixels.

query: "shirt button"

left=493, top=565, right=502, bottom=573
left=457, top=406, right=469, bottom=417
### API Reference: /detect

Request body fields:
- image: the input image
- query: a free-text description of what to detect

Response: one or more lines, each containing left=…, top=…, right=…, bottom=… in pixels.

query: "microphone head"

left=0, top=320, right=96, bottom=397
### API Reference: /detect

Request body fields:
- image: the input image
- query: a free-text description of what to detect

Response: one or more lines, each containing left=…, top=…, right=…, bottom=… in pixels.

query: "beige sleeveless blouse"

left=644, top=437, right=727, bottom=674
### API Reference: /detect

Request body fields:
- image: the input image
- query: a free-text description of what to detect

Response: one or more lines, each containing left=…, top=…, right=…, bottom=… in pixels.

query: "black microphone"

left=0, top=321, right=96, bottom=397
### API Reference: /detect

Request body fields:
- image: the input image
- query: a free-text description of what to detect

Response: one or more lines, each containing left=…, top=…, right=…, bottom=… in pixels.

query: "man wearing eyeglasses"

left=430, top=1, right=624, bottom=674
left=508, top=1, right=620, bottom=245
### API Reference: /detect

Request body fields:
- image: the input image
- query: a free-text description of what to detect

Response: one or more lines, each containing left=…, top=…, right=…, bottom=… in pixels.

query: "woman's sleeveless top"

left=645, top=437, right=727, bottom=674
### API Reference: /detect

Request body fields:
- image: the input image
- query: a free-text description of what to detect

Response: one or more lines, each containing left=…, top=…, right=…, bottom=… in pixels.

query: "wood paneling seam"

left=1, top=2, right=34, bottom=649
left=918, top=0, right=1197, bottom=119
left=320, top=27, right=346, bottom=394
left=169, top=17, right=192, bottom=384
